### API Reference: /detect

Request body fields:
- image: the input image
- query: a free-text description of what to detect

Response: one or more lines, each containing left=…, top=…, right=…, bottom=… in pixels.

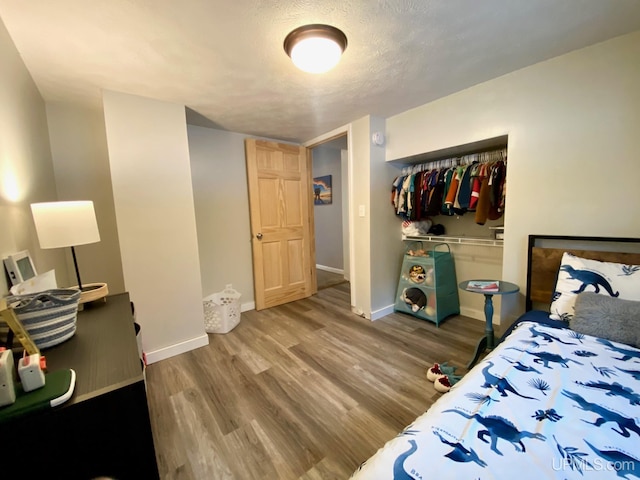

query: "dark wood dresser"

left=0, top=292, right=159, bottom=479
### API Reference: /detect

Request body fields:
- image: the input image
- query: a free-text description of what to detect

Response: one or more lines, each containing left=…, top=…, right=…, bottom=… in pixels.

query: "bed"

left=351, top=235, right=640, bottom=479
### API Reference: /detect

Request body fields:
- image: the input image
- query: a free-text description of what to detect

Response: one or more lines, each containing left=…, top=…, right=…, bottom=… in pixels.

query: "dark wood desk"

left=0, top=293, right=159, bottom=479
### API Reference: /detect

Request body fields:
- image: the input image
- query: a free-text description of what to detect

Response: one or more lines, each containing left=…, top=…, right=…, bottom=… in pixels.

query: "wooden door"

left=245, top=139, right=317, bottom=310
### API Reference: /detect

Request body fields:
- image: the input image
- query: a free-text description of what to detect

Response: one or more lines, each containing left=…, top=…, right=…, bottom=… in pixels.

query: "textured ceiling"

left=1, top=1, right=640, bottom=143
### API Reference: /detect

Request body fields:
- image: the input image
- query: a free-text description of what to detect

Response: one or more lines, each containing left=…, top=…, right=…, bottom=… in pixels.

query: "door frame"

left=304, top=124, right=355, bottom=310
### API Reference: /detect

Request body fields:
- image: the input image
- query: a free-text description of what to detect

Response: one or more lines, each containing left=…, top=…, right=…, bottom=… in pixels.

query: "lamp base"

left=71, top=282, right=109, bottom=305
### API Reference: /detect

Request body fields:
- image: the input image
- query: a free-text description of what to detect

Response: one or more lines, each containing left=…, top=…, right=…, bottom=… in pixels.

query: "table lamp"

left=30, top=201, right=108, bottom=303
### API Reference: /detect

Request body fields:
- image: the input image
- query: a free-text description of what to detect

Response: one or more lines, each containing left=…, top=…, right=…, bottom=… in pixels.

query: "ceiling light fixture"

left=284, top=24, right=347, bottom=74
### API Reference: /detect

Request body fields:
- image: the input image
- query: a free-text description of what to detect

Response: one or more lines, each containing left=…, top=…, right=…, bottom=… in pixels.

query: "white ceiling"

left=1, top=1, right=640, bottom=143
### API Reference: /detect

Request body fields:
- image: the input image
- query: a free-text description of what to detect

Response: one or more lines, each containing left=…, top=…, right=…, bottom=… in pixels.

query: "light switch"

left=358, top=205, right=365, bottom=217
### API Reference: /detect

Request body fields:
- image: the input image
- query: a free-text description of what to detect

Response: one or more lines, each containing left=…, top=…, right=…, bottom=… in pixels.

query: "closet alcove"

left=389, top=135, right=509, bottom=324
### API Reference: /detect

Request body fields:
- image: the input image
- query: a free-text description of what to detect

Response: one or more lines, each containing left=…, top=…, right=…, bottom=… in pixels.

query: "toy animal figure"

left=401, top=288, right=427, bottom=312
left=408, top=265, right=426, bottom=284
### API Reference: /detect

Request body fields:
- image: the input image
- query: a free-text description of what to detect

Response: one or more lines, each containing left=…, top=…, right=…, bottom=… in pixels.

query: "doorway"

left=309, top=134, right=350, bottom=291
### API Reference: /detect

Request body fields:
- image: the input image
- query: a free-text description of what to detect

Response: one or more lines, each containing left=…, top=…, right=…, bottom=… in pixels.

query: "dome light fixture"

left=284, top=24, right=348, bottom=74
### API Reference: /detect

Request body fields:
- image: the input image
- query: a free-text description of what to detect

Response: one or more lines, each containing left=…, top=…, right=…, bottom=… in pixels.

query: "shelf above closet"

left=402, top=234, right=504, bottom=247
left=390, top=135, right=508, bottom=165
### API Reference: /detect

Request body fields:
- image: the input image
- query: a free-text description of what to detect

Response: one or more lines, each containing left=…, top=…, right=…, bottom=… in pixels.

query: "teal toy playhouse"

left=394, top=243, right=460, bottom=326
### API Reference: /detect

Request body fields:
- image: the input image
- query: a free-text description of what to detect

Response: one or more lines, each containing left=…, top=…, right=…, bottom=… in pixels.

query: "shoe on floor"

left=434, top=373, right=464, bottom=393
left=427, top=363, right=446, bottom=382
left=434, top=375, right=452, bottom=393
left=427, top=362, right=458, bottom=382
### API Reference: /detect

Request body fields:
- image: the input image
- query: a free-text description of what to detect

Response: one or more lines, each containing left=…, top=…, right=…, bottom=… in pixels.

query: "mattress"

left=350, top=319, right=640, bottom=479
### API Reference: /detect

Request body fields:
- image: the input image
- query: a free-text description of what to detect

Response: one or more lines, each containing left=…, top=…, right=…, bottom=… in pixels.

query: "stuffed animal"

left=408, top=265, right=426, bottom=284
left=401, top=287, right=427, bottom=312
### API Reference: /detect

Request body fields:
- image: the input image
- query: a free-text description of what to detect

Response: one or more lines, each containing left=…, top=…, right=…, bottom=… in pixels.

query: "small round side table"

left=458, top=279, right=519, bottom=369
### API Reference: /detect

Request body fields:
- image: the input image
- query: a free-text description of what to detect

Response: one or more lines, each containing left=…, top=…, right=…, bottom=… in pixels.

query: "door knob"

left=256, top=233, right=263, bottom=240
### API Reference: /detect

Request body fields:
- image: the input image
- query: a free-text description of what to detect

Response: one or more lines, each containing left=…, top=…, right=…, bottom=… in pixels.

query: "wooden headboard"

left=525, top=235, right=640, bottom=311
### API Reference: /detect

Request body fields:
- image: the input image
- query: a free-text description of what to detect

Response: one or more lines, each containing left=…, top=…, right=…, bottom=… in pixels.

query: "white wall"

left=312, top=146, right=343, bottom=271
left=350, top=116, right=372, bottom=317
left=368, top=116, right=406, bottom=319
left=103, top=90, right=207, bottom=363
left=45, top=103, right=125, bottom=294
left=0, top=18, right=66, bottom=295
left=187, top=124, right=255, bottom=308
left=341, top=149, right=350, bottom=281
left=385, top=31, right=640, bottom=324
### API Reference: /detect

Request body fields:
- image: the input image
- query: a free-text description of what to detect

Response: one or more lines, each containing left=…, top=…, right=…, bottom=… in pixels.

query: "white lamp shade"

left=31, top=201, right=101, bottom=249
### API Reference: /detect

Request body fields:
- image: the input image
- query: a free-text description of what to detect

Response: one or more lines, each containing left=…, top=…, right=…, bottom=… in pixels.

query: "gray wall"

left=45, top=103, right=125, bottom=294
left=187, top=125, right=255, bottom=307
left=0, top=18, right=67, bottom=294
left=103, top=91, right=207, bottom=362
left=312, top=146, right=343, bottom=271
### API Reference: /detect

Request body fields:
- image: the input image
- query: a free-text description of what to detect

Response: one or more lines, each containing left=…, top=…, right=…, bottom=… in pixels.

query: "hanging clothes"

left=474, top=174, right=491, bottom=225
left=425, top=170, right=445, bottom=216
left=454, top=164, right=473, bottom=215
left=391, top=147, right=507, bottom=225
left=487, top=160, right=506, bottom=221
left=469, top=164, right=484, bottom=211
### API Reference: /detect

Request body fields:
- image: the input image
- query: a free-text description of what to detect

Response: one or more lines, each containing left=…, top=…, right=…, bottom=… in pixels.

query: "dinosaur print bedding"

left=350, top=321, right=640, bottom=479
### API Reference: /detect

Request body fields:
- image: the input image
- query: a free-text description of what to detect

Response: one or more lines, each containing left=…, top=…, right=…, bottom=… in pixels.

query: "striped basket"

left=3, top=289, right=81, bottom=350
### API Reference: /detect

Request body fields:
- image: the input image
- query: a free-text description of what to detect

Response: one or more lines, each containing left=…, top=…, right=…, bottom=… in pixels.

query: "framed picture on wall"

left=313, top=175, right=332, bottom=205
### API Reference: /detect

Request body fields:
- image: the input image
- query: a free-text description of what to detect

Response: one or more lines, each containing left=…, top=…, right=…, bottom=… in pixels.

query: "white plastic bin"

left=203, top=284, right=241, bottom=334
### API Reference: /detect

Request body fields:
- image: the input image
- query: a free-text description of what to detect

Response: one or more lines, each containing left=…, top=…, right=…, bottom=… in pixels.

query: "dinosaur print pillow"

left=549, top=252, right=640, bottom=321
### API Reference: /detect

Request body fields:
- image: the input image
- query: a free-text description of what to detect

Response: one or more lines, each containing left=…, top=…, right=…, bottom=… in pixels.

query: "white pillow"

left=549, top=252, right=640, bottom=321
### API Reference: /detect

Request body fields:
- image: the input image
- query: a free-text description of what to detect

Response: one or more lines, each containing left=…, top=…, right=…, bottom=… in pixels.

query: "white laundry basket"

left=203, top=284, right=241, bottom=334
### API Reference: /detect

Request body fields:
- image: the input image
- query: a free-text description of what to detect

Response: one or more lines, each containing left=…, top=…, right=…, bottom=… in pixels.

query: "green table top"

left=0, top=368, right=75, bottom=424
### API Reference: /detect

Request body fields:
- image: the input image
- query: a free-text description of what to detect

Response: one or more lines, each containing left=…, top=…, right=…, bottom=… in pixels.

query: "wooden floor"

left=145, top=283, right=487, bottom=480
left=316, top=269, right=348, bottom=290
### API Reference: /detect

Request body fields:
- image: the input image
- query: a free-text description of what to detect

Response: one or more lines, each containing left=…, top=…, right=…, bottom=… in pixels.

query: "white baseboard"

left=316, top=264, right=344, bottom=275
left=460, top=306, right=488, bottom=323
left=241, top=301, right=255, bottom=312
left=145, top=334, right=209, bottom=364
left=372, top=305, right=490, bottom=324
left=146, top=301, right=256, bottom=364
left=371, top=304, right=395, bottom=321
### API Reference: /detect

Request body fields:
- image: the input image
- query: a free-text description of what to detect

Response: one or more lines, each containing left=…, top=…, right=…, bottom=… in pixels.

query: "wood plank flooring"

left=316, top=269, right=348, bottom=290
left=145, top=283, right=488, bottom=479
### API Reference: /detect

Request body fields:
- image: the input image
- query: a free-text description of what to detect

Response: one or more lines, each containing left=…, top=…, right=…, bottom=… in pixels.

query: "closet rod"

left=401, top=147, right=507, bottom=175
